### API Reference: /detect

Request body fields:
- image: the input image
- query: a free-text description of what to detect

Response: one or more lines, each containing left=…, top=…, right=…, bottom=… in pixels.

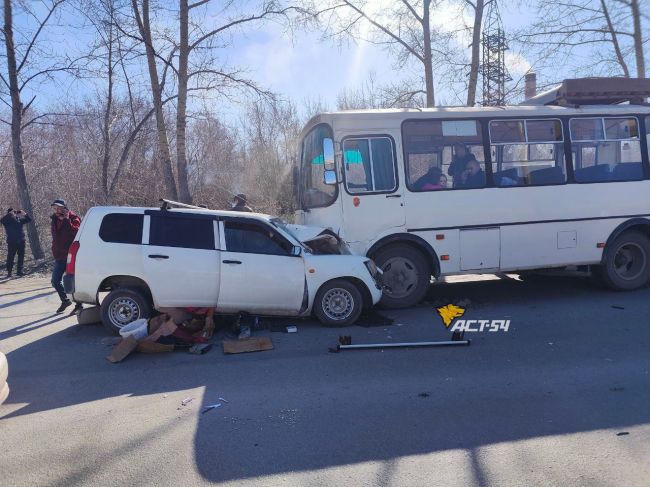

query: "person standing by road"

left=1, top=208, right=32, bottom=278
left=50, top=199, right=82, bottom=313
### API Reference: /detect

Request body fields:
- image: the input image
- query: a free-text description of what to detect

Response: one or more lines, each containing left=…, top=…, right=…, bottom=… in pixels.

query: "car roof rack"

left=159, top=198, right=207, bottom=211
left=521, top=77, right=650, bottom=107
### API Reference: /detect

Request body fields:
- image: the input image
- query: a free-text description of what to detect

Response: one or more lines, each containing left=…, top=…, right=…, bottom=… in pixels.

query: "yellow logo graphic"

left=436, top=304, right=466, bottom=328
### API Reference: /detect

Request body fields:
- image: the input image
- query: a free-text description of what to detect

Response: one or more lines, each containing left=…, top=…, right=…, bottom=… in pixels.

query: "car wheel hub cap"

left=109, top=298, right=140, bottom=327
left=381, top=257, right=418, bottom=298
left=323, top=288, right=354, bottom=321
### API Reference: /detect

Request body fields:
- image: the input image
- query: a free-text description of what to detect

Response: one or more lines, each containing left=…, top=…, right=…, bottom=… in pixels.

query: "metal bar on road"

left=337, top=340, right=471, bottom=351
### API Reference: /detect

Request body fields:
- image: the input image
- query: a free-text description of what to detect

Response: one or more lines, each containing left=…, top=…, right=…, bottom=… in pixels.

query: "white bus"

left=294, top=79, right=650, bottom=308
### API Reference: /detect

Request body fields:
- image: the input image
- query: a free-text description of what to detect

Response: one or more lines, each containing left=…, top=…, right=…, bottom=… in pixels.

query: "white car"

left=63, top=203, right=382, bottom=333
left=0, top=351, right=8, bottom=405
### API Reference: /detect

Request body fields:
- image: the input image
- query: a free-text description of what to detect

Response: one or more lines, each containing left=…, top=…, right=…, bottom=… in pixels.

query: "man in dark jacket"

left=1, top=208, right=32, bottom=277
left=50, top=199, right=82, bottom=313
left=230, top=194, right=253, bottom=212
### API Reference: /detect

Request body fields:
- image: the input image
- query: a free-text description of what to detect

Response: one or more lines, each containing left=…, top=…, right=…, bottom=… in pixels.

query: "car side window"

left=99, top=213, right=143, bottom=244
left=149, top=215, right=215, bottom=250
left=224, top=220, right=293, bottom=255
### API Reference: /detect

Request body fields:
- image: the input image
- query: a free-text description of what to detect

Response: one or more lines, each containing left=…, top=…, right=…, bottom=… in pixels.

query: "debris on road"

left=106, top=335, right=137, bottom=363
left=617, top=432, right=630, bottom=436
left=223, top=337, right=273, bottom=354
left=286, top=325, right=297, bottom=333
left=189, top=343, right=213, bottom=355
left=330, top=334, right=470, bottom=352
left=202, top=403, right=223, bottom=414
left=611, top=305, right=625, bottom=310
left=181, top=397, right=194, bottom=406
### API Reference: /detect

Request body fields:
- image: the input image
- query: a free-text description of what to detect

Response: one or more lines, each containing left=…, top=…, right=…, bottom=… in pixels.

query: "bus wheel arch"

left=602, top=218, right=650, bottom=261
left=368, top=235, right=438, bottom=308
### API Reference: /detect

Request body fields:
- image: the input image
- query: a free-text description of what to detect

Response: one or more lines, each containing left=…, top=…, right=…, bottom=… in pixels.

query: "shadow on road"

left=1, top=273, right=649, bottom=483
left=0, top=286, right=52, bottom=298
left=0, top=291, right=55, bottom=310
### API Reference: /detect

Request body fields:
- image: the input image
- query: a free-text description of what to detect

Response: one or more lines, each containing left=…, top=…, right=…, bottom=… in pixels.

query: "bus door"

left=339, top=136, right=405, bottom=244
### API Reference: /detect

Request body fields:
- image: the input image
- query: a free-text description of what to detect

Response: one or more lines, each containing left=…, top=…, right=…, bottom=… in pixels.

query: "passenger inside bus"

left=458, top=157, right=486, bottom=188
left=420, top=167, right=448, bottom=190
left=448, top=144, right=474, bottom=187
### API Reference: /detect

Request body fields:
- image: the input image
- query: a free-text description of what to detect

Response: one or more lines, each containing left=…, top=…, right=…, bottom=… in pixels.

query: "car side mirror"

left=291, top=246, right=302, bottom=257
left=323, top=170, right=337, bottom=185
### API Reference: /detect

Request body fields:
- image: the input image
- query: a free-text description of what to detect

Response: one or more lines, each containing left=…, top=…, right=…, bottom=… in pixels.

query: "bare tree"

left=517, top=0, right=647, bottom=80
left=131, top=0, right=178, bottom=200
left=465, top=0, right=485, bottom=106
left=308, top=0, right=445, bottom=107
left=1, top=0, right=73, bottom=259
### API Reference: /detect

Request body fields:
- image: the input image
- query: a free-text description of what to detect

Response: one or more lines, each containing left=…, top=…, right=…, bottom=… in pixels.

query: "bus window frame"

left=643, top=116, right=650, bottom=179
left=299, top=122, right=339, bottom=210
left=487, top=117, right=567, bottom=188
left=568, top=115, right=647, bottom=184
left=401, top=117, right=490, bottom=192
left=340, top=134, right=400, bottom=196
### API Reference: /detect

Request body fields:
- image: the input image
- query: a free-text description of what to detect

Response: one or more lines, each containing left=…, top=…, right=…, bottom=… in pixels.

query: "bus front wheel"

left=600, top=231, right=650, bottom=291
left=373, top=244, right=431, bottom=308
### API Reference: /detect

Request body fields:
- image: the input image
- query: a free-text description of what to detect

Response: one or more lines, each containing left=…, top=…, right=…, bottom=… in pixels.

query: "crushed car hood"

left=285, top=224, right=351, bottom=255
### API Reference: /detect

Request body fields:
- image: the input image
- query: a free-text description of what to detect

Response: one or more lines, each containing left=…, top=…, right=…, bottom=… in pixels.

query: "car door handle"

left=148, top=254, right=169, bottom=259
left=386, top=194, right=401, bottom=198
left=223, top=260, right=242, bottom=264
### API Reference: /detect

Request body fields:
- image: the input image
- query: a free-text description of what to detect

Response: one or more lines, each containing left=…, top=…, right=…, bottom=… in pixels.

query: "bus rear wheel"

left=600, top=231, right=650, bottom=291
left=373, top=244, right=430, bottom=308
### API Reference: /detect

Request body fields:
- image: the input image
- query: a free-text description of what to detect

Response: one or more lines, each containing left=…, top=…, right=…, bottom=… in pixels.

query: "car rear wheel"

left=100, top=287, right=152, bottom=335
left=372, top=244, right=430, bottom=309
left=314, top=279, right=363, bottom=327
left=599, top=231, right=650, bottom=291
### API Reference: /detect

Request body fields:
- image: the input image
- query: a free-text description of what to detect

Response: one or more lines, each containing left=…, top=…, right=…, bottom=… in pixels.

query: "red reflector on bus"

left=441, top=255, right=450, bottom=261
left=597, top=242, right=605, bottom=248
left=353, top=197, right=360, bottom=207
left=436, top=234, right=444, bottom=240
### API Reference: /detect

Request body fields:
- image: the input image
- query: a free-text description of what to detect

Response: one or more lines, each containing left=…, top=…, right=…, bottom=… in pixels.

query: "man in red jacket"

left=50, top=199, right=82, bottom=313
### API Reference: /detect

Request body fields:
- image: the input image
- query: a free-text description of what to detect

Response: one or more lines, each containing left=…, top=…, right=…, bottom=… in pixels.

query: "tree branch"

left=17, top=0, right=66, bottom=74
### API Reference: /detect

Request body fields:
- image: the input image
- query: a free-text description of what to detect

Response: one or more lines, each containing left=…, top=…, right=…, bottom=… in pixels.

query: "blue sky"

left=6, top=0, right=616, bottom=121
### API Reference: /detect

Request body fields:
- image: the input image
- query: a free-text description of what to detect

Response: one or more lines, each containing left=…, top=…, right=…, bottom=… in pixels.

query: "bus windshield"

left=299, top=124, right=337, bottom=209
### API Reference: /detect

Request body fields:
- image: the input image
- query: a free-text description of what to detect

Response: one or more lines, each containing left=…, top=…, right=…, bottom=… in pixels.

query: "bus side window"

left=343, top=137, right=397, bottom=194
left=570, top=117, right=643, bottom=183
left=489, top=119, right=566, bottom=187
left=402, top=119, right=485, bottom=191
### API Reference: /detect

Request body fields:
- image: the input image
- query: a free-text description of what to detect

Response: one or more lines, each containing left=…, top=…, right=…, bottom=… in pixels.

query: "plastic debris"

left=286, top=325, right=298, bottom=333
left=218, top=397, right=229, bottom=403
left=202, top=403, right=223, bottom=414
left=181, top=397, right=194, bottom=406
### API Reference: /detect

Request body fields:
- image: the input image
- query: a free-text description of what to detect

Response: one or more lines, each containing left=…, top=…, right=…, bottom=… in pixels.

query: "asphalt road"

left=1, top=272, right=649, bottom=487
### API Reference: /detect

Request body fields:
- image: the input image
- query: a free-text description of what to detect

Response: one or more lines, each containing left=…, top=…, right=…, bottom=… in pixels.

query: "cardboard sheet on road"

left=223, top=337, right=273, bottom=354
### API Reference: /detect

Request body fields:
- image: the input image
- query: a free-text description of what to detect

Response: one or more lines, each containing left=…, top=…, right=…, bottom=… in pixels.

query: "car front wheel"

left=314, top=279, right=363, bottom=327
left=100, top=287, right=152, bottom=335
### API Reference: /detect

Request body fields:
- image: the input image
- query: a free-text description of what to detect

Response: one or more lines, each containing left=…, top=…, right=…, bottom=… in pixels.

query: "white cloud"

left=505, top=52, right=532, bottom=76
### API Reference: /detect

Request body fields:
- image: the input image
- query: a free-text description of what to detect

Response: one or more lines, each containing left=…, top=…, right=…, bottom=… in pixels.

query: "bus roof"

left=301, top=104, right=650, bottom=138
